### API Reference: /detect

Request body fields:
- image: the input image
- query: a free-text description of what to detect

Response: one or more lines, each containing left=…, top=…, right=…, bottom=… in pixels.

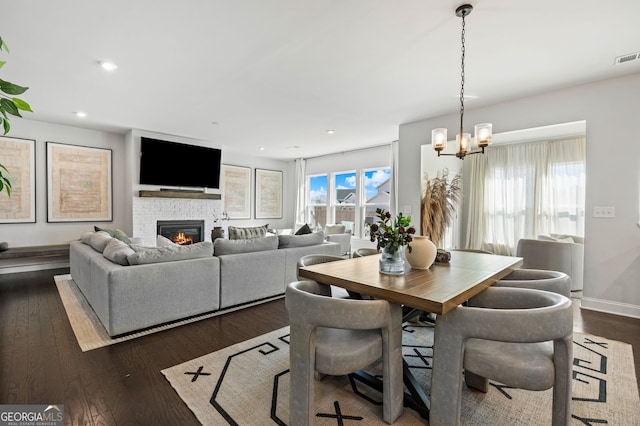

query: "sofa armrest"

left=325, top=233, right=351, bottom=256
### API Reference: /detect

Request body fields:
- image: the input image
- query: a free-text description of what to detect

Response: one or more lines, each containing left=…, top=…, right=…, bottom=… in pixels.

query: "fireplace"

left=157, top=220, right=205, bottom=245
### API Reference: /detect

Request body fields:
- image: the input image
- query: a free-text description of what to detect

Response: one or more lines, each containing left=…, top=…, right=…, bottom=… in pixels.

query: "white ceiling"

left=2, top=0, right=639, bottom=159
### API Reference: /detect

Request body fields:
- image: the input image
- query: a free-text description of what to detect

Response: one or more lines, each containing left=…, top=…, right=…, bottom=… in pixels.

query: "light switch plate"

left=593, top=206, right=615, bottom=218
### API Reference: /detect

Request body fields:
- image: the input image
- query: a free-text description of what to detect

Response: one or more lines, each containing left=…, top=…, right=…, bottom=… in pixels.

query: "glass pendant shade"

left=456, top=133, right=471, bottom=155
left=474, top=123, right=492, bottom=147
left=432, top=128, right=448, bottom=151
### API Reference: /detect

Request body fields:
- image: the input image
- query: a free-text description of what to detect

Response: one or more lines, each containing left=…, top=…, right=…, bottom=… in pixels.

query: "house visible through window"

left=362, top=168, right=391, bottom=237
left=334, top=171, right=356, bottom=233
left=306, top=167, right=390, bottom=238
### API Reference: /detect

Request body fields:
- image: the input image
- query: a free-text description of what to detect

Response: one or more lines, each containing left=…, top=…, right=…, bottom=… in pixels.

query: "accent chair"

left=286, top=280, right=403, bottom=425
left=430, top=286, right=573, bottom=426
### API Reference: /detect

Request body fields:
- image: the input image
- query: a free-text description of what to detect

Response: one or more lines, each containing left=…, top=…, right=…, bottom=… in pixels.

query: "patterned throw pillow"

left=228, top=225, right=269, bottom=240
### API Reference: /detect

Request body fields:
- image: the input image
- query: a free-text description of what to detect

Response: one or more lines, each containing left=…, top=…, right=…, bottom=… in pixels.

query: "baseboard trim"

left=581, top=297, right=640, bottom=319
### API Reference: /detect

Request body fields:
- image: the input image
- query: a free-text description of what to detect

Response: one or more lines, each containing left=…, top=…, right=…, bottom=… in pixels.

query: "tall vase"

left=379, top=246, right=406, bottom=275
left=405, top=236, right=437, bottom=269
left=211, top=226, right=225, bottom=242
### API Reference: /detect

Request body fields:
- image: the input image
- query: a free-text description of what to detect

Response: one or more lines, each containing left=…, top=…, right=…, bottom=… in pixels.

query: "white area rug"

left=54, top=274, right=282, bottom=352
left=163, top=325, right=640, bottom=425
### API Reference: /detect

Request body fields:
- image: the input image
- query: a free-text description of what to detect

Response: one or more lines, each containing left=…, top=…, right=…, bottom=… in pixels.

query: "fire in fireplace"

left=157, top=220, right=205, bottom=245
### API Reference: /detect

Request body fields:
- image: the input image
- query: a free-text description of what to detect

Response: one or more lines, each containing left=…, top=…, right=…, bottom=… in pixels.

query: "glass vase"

left=379, top=246, right=406, bottom=275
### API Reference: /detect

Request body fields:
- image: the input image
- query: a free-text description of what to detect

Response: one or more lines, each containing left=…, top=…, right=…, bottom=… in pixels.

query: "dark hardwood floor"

left=1, top=268, right=638, bottom=425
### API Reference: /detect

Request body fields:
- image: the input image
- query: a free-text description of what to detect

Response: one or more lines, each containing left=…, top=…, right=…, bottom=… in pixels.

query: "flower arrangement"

left=369, top=208, right=416, bottom=253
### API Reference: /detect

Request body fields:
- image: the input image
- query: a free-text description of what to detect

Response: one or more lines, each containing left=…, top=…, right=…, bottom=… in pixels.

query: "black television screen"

left=139, top=137, right=222, bottom=189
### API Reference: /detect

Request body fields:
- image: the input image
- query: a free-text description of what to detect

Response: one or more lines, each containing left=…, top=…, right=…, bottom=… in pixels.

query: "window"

left=362, top=168, right=391, bottom=237
left=467, top=136, right=585, bottom=255
left=307, top=174, right=327, bottom=230
left=333, top=171, right=356, bottom=233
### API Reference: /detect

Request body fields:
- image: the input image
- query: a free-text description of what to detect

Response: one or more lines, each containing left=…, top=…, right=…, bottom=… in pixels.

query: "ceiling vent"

left=614, top=51, right=640, bottom=65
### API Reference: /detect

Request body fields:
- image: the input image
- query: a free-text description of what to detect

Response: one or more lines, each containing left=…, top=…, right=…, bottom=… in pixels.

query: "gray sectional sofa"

left=70, top=230, right=340, bottom=336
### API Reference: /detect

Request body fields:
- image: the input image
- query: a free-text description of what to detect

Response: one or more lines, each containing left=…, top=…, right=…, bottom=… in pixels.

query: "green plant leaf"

left=0, top=105, right=7, bottom=120
left=0, top=38, right=8, bottom=53
left=0, top=81, right=28, bottom=95
left=12, top=97, right=32, bottom=112
left=0, top=61, right=5, bottom=69
left=1, top=117, right=9, bottom=134
left=0, top=98, right=21, bottom=117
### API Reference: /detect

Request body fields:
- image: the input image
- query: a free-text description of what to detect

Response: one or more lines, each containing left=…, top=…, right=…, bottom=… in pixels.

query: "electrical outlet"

left=593, top=206, right=615, bottom=218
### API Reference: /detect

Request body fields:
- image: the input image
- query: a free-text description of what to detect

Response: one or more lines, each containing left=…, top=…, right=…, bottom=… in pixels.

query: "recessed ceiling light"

left=99, top=61, right=118, bottom=71
left=75, top=111, right=87, bottom=118
left=326, top=130, right=335, bottom=135
left=259, top=147, right=265, bottom=151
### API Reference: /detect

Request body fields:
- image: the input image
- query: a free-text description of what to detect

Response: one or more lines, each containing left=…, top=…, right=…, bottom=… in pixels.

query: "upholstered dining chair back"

left=352, top=248, right=380, bottom=258
left=494, top=268, right=571, bottom=297
left=286, top=280, right=403, bottom=425
left=297, top=254, right=348, bottom=298
left=516, top=237, right=584, bottom=291
left=430, top=287, right=573, bottom=426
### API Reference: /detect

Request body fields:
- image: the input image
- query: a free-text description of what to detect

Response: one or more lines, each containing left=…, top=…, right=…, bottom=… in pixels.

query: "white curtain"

left=294, top=158, right=306, bottom=225
left=466, top=136, right=586, bottom=255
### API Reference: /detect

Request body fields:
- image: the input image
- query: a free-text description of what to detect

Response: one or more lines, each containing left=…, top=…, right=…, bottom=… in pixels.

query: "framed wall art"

left=255, top=168, right=282, bottom=219
left=47, top=142, right=112, bottom=222
left=0, top=136, right=36, bottom=223
left=221, top=164, right=251, bottom=219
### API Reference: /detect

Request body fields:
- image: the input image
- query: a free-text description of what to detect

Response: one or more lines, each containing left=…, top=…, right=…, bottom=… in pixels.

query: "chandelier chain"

left=459, top=12, right=466, bottom=137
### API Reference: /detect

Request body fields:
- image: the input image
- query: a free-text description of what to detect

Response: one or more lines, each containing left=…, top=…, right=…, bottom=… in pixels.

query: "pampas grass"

left=421, top=169, right=462, bottom=247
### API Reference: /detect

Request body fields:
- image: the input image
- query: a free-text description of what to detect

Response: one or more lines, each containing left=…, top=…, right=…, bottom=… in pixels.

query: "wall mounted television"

left=139, top=137, right=222, bottom=189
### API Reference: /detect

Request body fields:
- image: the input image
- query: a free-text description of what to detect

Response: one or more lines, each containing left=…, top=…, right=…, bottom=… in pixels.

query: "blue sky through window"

left=364, top=169, right=390, bottom=200
left=309, top=175, right=327, bottom=203
left=309, top=168, right=390, bottom=203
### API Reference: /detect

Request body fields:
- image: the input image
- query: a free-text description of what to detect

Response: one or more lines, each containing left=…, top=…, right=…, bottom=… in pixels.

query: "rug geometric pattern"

left=162, top=325, right=640, bottom=425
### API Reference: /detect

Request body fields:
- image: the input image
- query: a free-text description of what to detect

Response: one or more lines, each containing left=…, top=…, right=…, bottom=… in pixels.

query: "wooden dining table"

left=298, top=250, right=523, bottom=315
left=297, top=250, right=523, bottom=419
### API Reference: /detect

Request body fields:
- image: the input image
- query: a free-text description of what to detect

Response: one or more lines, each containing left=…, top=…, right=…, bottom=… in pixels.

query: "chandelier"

left=432, top=4, right=492, bottom=159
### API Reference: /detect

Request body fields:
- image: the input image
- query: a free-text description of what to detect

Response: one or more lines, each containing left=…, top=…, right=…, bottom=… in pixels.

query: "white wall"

left=398, top=72, right=640, bottom=318
left=0, top=119, right=126, bottom=246
left=0, top=122, right=295, bottom=247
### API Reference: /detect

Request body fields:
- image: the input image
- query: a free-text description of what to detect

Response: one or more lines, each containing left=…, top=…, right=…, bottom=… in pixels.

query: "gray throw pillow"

left=278, top=231, right=324, bottom=248
left=89, top=231, right=114, bottom=253
left=213, top=235, right=278, bottom=255
left=127, top=241, right=214, bottom=265
left=80, top=231, right=94, bottom=244
left=94, top=225, right=131, bottom=244
left=228, top=225, right=269, bottom=240
left=325, top=224, right=346, bottom=235
left=157, top=235, right=177, bottom=247
left=103, top=239, right=135, bottom=266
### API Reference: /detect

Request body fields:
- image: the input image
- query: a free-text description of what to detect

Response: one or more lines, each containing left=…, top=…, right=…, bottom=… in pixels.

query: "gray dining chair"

left=297, top=254, right=351, bottom=298
left=352, top=248, right=380, bottom=258
left=494, top=268, right=571, bottom=297
left=286, top=280, right=403, bottom=425
left=430, top=286, right=573, bottom=426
